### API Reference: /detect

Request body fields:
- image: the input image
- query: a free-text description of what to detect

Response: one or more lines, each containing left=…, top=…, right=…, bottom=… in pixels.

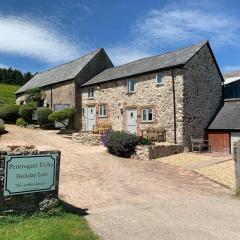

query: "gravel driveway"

left=1, top=125, right=240, bottom=240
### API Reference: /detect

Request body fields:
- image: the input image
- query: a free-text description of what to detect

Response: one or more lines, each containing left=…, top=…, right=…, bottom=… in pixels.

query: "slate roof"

left=82, top=41, right=208, bottom=86
left=16, top=48, right=103, bottom=94
left=223, top=71, right=240, bottom=85
left=208, top=100, right=240, bottom=130
left=223, top=71, right=240, bottom=79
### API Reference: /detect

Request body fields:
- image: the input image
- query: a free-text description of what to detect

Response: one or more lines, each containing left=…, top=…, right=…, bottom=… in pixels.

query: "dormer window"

left=88, top=87, right=94, bottom=99
left=156, top=73, right=164, bottom=85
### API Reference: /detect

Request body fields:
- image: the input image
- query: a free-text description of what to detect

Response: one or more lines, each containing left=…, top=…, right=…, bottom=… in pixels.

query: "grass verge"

left=0, top=84, right=20, bottom=105
left=0, top=206, right=99, bottom=240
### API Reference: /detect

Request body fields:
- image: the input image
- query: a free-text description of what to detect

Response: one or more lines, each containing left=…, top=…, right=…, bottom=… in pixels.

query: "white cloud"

left=134, top=7, right=240, bottom=47
left=107, top=45, right=150, bottom=66
left=223, top=65, right=240, bottom=72
left=0, top=15, right=83, bottom=64
left=109, top=4, right=240, bottom=66
left=0, top=64, right=9, bottom=69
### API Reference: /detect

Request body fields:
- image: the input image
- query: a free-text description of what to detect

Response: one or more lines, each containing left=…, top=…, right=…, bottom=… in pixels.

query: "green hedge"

left=37, top=107, right=53, bottom=128
left=0, top=104, right=20, bottom=123
left=16, top=117, right=27, bottom=127
left=0, top=118, right=5, bottom=134
left=18, top=102, right=37, bottom=122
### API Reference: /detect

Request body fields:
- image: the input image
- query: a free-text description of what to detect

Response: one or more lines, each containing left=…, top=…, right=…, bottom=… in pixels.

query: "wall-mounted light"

left=97, top=85, right=101, bottom=90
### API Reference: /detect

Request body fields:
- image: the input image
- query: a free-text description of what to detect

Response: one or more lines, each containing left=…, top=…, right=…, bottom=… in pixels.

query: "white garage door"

left=231, top=132, right=240, bottom=153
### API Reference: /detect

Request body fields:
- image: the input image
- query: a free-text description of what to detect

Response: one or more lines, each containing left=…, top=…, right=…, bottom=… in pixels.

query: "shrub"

left=18, top=102, right=37, bottom=122
left=37, top=107, right=54, bottom=128
left=16, top=117, right=28, bottom=127
left=0, top=118, right=5, bottom=134
left=0, top=104, right=20, bottom=123
left=138, top=136, right=152, bottom=145
left=101, top=130, right=139, bottom=157
left=48, top=108, right=75, bottom=129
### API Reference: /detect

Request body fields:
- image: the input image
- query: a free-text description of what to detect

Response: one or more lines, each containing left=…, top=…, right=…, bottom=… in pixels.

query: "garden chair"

left=191, top=136, right=211, bottom=153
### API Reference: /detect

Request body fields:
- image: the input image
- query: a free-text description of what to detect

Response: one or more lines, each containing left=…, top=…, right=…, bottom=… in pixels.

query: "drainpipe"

left=50, top=85, right=53, bottom=110
left=171, top=69, right=177, bottom=144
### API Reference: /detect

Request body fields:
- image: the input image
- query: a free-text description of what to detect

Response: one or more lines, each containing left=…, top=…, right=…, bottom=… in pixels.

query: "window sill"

left=141, top=121, right=154, bottom=123
left=156, top=83, right=164, bottom=86
left=98, top=116, right=107, bottom=118
left=87, top=97, right=95, bottom=100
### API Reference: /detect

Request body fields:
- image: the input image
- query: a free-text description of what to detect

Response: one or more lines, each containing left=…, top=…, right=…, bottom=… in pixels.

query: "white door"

left=231, top=132, right=240, bottom=153
left=126, top=109, right=137, bottom=134
left=87, top=107, right=96, bottom=131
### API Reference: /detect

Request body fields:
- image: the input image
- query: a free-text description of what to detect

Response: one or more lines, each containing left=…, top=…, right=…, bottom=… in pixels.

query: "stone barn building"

left=16, top=41, right=224, bottom=148
left=16, top=48, right=113, bottom=129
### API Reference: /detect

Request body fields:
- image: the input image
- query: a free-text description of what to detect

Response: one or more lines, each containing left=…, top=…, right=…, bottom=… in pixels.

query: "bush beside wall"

left=0, top=119, right=5, bottom=134
left=18, top=102, right=37, bottom=123
left=0, top=104, right=20, bottom=123
left=37, top=108, right=53, bottom=129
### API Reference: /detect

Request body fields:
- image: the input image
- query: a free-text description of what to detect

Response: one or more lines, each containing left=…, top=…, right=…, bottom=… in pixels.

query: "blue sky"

left=0, top=0, right=240, bottom=74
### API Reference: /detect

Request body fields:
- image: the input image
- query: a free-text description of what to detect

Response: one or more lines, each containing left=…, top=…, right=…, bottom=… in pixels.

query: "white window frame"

left=127, top=79, right=136, bottom=93
left=156, top=73, right=164, bottom=85
left=142, top=108, right=153, bottom=122
left=99, top=105, right=107, bottom=118
left=88, top=87, right=94, bottom=99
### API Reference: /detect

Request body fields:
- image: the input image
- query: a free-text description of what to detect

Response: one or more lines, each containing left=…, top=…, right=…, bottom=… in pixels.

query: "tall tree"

left=0, top=67, right=34, bottom=86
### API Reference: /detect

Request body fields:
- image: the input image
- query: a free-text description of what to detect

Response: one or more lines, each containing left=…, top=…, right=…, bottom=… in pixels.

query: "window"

left=127, top=79, right=136, bottom=93
left=99, top=105, right=107, bottom=117
left=88, top=87, right=94, bottom=98
left=156, top=73, right=164, bottom=85
left=142, top=108, right=153, bottom=122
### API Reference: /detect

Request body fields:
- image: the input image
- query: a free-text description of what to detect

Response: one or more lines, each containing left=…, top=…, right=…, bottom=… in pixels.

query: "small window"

left=99, top=105, right=107, bottom=117
left=88, top=87, right=94, bottom=99
left=156, top=73, right=164, bottom=85
left=142, top=108, right=153, bottom=122
left=127, top=79, right=136, bottom=93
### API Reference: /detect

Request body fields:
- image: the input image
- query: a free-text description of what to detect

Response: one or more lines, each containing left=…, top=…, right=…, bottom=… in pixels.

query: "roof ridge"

left=104, top=40, right=208, bottom=71
left=36, top=48, right=103, bottom=75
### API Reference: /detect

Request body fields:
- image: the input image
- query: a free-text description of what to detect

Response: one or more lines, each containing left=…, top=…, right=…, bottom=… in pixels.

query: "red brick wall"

left=207, top=131, right=230, bottom=152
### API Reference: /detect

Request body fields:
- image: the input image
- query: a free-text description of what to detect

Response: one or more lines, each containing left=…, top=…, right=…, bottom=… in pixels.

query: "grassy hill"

left=0, top=84, right=20, bottom=105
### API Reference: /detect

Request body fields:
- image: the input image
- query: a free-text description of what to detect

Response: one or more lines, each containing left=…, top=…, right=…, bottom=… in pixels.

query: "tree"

left=48, top=108, right=75, bottom=129
left=0, top=67, right=34, bottom=85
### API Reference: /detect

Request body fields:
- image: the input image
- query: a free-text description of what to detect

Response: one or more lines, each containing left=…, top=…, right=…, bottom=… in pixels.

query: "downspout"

left=50, top=85, right=53, bottom=110
left=171, top=69, right=177, bottom=144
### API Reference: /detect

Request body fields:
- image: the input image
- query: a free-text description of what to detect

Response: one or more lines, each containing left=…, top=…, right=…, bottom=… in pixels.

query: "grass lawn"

left=0, top=84, right=20, bottom=105
left=0, top=208, right=99, bottom=240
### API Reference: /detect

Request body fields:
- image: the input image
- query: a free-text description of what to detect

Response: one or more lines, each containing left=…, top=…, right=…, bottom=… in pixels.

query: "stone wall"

left=183, top=44, right=223, bottom=147
left=0, top=146, right=60, bottom=212
left=81, top=70, right=185, bottom=143
left=72, top=132, right=101, bottom=145
left=132, top=143, right=184, bottom=161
